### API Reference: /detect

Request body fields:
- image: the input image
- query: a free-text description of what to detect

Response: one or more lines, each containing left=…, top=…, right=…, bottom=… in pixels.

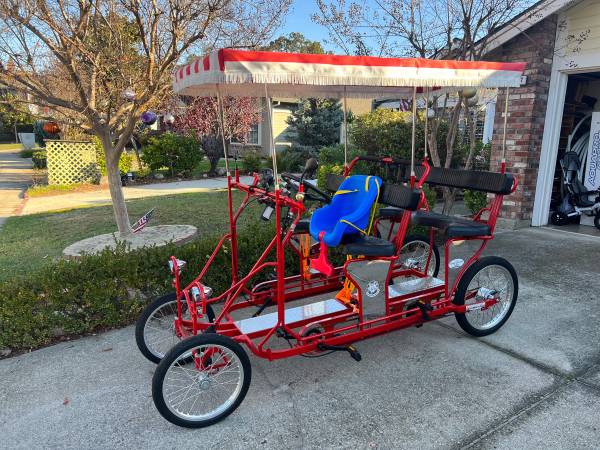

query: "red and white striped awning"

left=173, top=49, right=526, bottom=98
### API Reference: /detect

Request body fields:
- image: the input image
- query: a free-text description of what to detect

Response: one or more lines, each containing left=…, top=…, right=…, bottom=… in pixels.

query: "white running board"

left=388, top=276, right=444, bottom=298
left=235, top=299, right=347, bottom=334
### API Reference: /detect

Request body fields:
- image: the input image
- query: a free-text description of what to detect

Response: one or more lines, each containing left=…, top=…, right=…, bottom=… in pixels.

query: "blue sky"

left=276, top=0, right=338, bottom=52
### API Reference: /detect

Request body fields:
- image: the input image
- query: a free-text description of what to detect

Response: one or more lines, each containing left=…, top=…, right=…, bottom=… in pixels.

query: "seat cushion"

left=378, top=206, right=405, bottom=219
left=295, top=218, right=310, bottom=233
left=343, top=235, right=395, bottom=257
left=412, top=210, right=491, bottom=238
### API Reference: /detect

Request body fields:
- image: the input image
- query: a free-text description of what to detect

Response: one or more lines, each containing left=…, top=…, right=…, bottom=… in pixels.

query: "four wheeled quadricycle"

left=135, top=49, right=526, bottom=427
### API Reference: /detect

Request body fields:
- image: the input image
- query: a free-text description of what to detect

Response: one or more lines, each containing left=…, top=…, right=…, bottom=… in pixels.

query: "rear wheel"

left=453, top=256, right=518, bottom=337
left=594, top=212, right=600, bottom=230
left=152, top=334, right=251, bottom=428
left=550, top=211, right=569, bottom=226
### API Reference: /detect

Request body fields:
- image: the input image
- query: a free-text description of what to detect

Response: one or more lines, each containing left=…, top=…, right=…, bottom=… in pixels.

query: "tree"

left=175, top=96, right=262, bottom=176
left=0, top=0, right=289, bottom=235
left=262, top=32, right=328, bottom=54
left=286, top=98, right=343, bottom=148
left=314, top=0, right=536, bottom=212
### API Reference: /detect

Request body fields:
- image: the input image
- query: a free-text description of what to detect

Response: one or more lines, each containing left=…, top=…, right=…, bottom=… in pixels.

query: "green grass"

left=0, top=143, right=22, bottom=151
left=26, top=183, right=92, bottom=197
left=0, top=190, right=257, bottom=281
left=192, top=157, right=235, bottom=176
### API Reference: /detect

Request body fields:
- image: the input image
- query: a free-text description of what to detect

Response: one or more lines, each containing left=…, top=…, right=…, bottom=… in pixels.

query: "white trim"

left=482, top=0, right=582, bottom=54
left=532, top=70, right=568, bottom=226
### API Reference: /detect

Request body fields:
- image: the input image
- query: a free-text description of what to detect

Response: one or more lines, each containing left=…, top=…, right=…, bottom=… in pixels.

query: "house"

left=229, top=97, right=373, bottom=155
left=481, top=0, right=600, bottom=230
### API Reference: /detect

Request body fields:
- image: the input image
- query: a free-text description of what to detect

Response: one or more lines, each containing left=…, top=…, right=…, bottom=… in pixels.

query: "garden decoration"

left=42, top=121, right=61, bottom=135
left=131, top=208, right=155, bottom=233
left=135, top=49, right=526, bottom=428
left=141, top=110, right=157, bottom=125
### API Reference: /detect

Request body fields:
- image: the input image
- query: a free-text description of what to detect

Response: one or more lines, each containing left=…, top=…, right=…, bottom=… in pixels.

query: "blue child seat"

left=309, top=175, right=382, bottom=247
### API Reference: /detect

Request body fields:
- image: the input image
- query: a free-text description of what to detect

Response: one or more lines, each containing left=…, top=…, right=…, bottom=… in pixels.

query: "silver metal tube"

left=410, top=86, right=417, bottom=177
left=502, top=86, right=510, bottom=163
left=343, top=86, right=348, bottom=167
left=424, top=87, right=429, bottom=159
left=216, top=85, right=230, bottom=175
left=264, top=84, right=279, bottom=189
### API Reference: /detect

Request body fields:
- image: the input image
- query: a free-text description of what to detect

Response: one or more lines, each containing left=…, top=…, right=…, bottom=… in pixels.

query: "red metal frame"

left=166, top=160, right=517, bottom=361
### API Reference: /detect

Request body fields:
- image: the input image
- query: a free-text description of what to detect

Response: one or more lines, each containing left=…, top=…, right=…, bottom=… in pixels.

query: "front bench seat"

left=412, top=210, right=491, bottom=238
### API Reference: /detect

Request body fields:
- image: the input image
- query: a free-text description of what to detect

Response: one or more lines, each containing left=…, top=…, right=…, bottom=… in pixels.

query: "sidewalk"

left=20, top=176, right=255, bottom=215
left=1, top=227, right=599, bottom=449
left=0, top=146, right=32, bottom=227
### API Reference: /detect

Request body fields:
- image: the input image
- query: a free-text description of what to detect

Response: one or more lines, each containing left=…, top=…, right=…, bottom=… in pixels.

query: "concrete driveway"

left=1, top=227, right=599, bottom=449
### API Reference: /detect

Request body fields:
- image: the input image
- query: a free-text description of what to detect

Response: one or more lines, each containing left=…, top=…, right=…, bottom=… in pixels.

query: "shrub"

left=464, top=189, right=488, bottom=214
left=141, top=132, right=202, bottom=177
left=0, top=221, right=292, bottom=353
left=32, top=149, right=47, bottom=169
left=20, top=148, right=35, bottom=159
left=317, top=163, right=344, bottom=190
left=95, top=138, right=134, bottom=176
left=241, top=149, right=263, bottom=174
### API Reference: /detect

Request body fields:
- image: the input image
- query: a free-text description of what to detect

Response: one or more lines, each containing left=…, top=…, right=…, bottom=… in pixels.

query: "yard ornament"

left=122, top=87, right=136, bottom=101
left=141, top=111, right=157, bottom=125
left=164, top=113, right=175, bottom=125
left=42, top=121, right=60, bottom=135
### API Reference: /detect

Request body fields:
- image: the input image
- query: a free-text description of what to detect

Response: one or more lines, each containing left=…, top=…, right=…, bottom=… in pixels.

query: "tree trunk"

left=101, top=135, right=131, bottom=235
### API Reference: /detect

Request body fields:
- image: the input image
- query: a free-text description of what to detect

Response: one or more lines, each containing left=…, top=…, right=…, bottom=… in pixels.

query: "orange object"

left=43, top=121, right=60, bottom=134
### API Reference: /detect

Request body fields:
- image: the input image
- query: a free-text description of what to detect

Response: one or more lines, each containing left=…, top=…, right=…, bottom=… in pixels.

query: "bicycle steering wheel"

left=281, top=173, right=331, bottom=204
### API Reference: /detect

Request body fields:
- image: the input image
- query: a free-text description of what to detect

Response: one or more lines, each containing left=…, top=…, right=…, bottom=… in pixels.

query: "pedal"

left=416, top=300, right=433, bottom=321
left=317, top=343, right=362, bottom=362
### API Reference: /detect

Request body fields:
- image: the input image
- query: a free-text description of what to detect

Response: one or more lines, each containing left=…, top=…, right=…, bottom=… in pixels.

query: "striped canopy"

left=173, top=49, right=526, bottom=98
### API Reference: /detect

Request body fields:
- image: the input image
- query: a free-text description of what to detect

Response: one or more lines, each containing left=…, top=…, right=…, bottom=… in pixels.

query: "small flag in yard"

left=131, top=208, right=155, bottom=233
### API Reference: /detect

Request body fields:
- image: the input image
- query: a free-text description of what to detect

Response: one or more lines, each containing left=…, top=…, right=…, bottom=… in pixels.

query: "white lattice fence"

left=46, top=140, right=101, bottom=185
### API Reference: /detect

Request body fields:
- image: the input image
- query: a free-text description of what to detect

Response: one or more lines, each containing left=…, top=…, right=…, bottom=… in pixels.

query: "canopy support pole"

left=264, top=84, right=279, bottom=189
left=216, top=86, right=230, bottom=176
left=501, top=86, right=510, bottom=173
left=343, top=86, right=348, bottom=168
left=424, top=87, right=429, bottom=160
left=410, top=86, right=417, bottom=183
left=216, top=85, right=238, bottom=283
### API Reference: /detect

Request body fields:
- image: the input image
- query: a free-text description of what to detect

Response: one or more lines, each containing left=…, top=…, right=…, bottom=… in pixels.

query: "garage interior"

left=548, top=71, right=600, bottom=236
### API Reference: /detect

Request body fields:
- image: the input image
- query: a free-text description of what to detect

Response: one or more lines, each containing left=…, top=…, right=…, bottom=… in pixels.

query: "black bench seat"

left=412, top=210, right=491, bottom=238
left=378, top=206, right=405, bottom=219
left=342, top=235, right=396, bottom=257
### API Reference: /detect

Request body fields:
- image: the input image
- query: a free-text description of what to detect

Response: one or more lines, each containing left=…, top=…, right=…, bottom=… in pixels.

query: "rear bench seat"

left=410, top=167, right=514, bottom=238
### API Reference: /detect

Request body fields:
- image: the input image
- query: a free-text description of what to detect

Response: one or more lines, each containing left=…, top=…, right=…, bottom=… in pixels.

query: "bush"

left=317, top=163, right=344, bottom=190
left=0, top=221, right=291, bottom=353
left=141, top=132, right=202, bottom=177
left=241, top=149, right=263, bottom=174
left=464, top=189, right=488, bottom=214
left=32, top=149, right=47, bottom=169
left=95, top=138, right=134, bottom=176
left=20, top=148, right=35, bottom=159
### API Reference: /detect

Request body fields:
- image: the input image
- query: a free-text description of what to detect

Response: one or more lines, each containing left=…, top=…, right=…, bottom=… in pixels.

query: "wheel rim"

left=162, top=344, right=244, bottom=422
left=399, top=240, right=436, bottom=276
left=463, top=265, right=514, bottom=330
left=144, top=300, right=186, bottom=360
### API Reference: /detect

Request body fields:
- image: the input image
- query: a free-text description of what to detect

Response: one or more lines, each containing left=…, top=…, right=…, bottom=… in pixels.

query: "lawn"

left=0, top=190, right=258, bottom=281
left=0, top=143, right=23, bottom=151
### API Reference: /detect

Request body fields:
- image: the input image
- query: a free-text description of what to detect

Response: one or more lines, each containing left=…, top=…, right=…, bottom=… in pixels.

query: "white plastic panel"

left=234, top=299, right=347, bottom=334
left=388, top=276, right=444, bottom=298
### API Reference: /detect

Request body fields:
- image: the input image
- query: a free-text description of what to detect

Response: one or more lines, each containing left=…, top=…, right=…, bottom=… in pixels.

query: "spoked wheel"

left=152, top=334, right=251, bottom=428
left=397, top=235, right=440, bottom=277
left=453, top=256, right=518, bottom=337
left=135, top=294, right=215, bottom=364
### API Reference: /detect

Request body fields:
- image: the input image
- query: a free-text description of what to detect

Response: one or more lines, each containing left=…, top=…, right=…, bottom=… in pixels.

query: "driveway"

left=1, top=227, right=599, bottom=449
left=0, top=146, right=32, bottom=227
left=20, top=176, right=255, bottom=215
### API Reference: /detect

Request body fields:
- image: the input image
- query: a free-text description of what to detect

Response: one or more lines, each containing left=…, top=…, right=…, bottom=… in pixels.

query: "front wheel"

left=152, top=334, right=251, bottom=428
left=453, top=256, right=518, bottom=337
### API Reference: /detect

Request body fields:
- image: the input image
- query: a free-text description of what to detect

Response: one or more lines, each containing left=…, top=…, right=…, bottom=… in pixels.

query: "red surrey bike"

left=135, top=49, right=526, bottom=428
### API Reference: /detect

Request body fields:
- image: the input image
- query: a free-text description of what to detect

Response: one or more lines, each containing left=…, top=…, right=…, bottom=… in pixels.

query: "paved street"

left=1, top=227, right=599, bottom=449
left=0, top=146, right=32, bottom=227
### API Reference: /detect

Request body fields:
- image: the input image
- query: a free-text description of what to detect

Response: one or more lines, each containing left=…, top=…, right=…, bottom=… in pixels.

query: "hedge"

left=0, top=222, right=288, bottom=353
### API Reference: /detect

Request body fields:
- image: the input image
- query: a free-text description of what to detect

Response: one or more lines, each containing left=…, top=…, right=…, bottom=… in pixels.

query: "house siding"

left=486, top=15, right=559, bottom=226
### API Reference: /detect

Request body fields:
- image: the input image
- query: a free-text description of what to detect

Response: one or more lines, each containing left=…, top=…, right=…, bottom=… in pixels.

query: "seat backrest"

left=332, top=175, right=381, bottom=216
left=380, top=183, right=421, bottom=211
left=425, top=167, right=514, bottom=195
left=325, top=173, right=346, bottom=192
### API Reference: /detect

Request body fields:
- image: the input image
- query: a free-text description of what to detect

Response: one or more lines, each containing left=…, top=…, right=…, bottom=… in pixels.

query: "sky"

left=276, top=0, right=340, bottom=53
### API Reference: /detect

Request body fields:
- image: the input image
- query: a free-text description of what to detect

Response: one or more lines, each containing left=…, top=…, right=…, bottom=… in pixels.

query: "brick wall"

left=487, top=15, right=558, bottom=226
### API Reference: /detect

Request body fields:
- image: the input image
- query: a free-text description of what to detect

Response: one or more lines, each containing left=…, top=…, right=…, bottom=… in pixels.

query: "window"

left=231, top=123, right=261, bottom=145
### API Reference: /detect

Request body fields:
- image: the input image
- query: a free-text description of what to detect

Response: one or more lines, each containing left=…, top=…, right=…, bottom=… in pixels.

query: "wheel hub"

left=197, top=373, right=211, bottom=390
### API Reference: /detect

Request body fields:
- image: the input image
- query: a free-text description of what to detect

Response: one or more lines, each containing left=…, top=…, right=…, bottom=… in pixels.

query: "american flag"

left=131, top=208, right=155, bottom=233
